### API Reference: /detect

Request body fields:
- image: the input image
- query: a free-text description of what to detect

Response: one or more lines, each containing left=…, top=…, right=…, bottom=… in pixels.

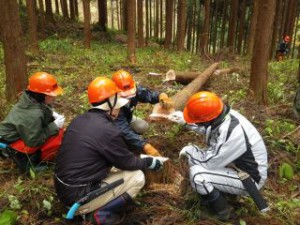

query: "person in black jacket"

left=54, top=77, right=165, bottom=225
left=276, top=35, right=290, bottom=61
left=112, top=69, right=174, bottom=156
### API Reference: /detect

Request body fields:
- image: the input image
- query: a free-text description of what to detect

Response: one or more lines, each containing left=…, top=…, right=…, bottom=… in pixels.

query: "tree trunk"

left=74, top=0, right=79, bottom=17
left=270, top=0, right=282, bottom=59
left=171, top=63, right=220, bottom=110
left=199, top=0, right=210, bottom=56
left=165, top=67, right=240, bottom=84
left=247, top=0, right=258, bottom=55
left=61, top=0, right=69, bottom=18
left=98, top=0, right=107, bottom=31
left=111, top=0, right=114, bottom=28
left=26, top=0, right=39, bottom=53
left=154, top=0, right=159, bottom=38
left=127, top=0, right=136, bottom=64
left=45, top=0, right=55, bottom=23
left=55, top=0, right=60, bottom=14
left=250, top=0, right=276, bottom=104
left=237, top=0, right=246, bottom=54
left=37, top=0, right=46, bottom=38
left=0, top=0, right=27, bottom=102
left=177, top=0, right=187, bottom=51
left=82, top=0, right=91, bottom=48
left=145, top=0, right=149, bottom=45
left=186, top=0, right=193, bottom=51
left=227, top=0, right=238, bottom=52
left=164, top=0, right=173, bottom=49
left=220, top=1, right=227, bottom=49
left=122, top=0, right=128, bottom=31
left=69, top=0, right=75, bottom=20
left=137, top=0, right=144, bottom=47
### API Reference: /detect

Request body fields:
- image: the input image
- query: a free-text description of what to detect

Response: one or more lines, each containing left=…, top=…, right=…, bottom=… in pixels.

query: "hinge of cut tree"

left=150, top=62, right=220, bottom=120
left=164, top=66, right=240, bottom=85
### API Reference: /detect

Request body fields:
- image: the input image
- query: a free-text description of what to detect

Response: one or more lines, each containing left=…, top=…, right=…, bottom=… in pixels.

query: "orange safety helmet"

left=88, top=77, right=120, bottom=104
left=27, top=72, right=63, bottom=96
left=112, top=70, right=137, bottom=98
left=183, top=91, right=223, bottom=124
left=284, top=35, right=290, bottom=42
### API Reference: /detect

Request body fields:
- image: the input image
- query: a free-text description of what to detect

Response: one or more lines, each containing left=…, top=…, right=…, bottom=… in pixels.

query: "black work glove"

left=145, top=157, right=163, bottom=171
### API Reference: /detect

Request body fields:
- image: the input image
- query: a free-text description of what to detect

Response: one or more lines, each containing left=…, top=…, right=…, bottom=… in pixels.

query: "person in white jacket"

left=168, top=91, right=268, bottom=221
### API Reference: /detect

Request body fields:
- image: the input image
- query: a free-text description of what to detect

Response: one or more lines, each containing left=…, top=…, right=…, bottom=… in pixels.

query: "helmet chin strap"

left=107, top=94, right=118, bottom=116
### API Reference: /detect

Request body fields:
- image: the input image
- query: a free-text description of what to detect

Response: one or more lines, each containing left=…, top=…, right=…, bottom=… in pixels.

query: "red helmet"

left=284, top=35, right=290, bottom=42
left=88, top=77, right=120, bottom=104
left=183, top=91, right=223, bottom=123
left=27, top=72, right=63, bottom=96
left=112, top=70, right=136, bottom=98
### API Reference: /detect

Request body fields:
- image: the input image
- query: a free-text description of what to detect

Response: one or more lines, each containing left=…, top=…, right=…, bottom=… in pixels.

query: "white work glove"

left=167, top=111, right=186, bottom=125
left=54, top=115, right=65, bottom=128
left=179, top=145, right=204, bottom=159
left=52, top=111, right=63, bottom=119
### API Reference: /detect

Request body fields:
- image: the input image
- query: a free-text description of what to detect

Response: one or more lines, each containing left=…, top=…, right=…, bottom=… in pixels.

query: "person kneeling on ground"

left=112, top=69, right=174, bottom=156
left=54, top=77, right=165, bottom=225
left=0, top=72, right=65, bottom=173
left=168, top=91, right=268, bottom=221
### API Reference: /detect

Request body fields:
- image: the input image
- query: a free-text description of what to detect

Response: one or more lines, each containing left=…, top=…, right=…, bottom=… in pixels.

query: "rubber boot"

left=88, top=192, right=132, bottom=225
left=201, top=188, right=231, bottom=221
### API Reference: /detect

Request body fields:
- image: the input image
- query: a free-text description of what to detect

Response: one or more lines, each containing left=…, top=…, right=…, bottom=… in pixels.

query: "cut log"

left=164, top=67, right=240, bottom=85
left=150, top=62, right=220, bottom=120
left=171, top=62, right=220, bottom=110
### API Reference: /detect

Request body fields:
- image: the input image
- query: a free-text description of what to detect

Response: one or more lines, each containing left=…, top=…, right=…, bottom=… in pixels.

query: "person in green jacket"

left=0, top=72, right=64, bottom=173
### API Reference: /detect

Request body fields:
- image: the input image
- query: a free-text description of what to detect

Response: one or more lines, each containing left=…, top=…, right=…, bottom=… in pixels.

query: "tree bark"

left=250, top=0, right=276, bottom=104
left=61, top=0, right=69, bottom=18
left=247, top=0, right=258, bottom=55
left=98, top=0, right=107, bottom=31
left=164, top=0, right=173, bottom=49
left=127, top=0, right=136, bottom=64
left=171, top=62, right=220, bottom=110
left=137, top=0, right=144, bottom=47
left=122, top=0, right=128, bottom=31
left=0, top=0, right=27, bottom=102
left=26, top=0, right=39, bottom=53
left=237, top=0, right=246, bottom=54
left=177, top=0, right=187, bottom=51
left=227, top=0, right=238, bottom=52
left=165, top=67, right=240, bottom=85
left=45, top=0, right=55, bottom=24
left=270, top=0, right=282, bottom=59
left=69, top=0, right=75, bottom=20
left=83, top=0, right=91, bottom=48
left=199, top=0, right=210, bottom=56
left=55, top=0, right=60, bottom=14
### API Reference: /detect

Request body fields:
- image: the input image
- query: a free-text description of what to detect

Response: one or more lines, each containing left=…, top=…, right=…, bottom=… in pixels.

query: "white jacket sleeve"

left=188, top=123, right=248, bottom=169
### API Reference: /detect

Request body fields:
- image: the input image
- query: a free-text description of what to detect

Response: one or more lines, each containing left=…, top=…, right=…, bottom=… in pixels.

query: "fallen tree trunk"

left=171, top=62, right=220, bottom=110
left=150, top=62, right=220, bottom=120
left=164, top=67, right=240, bottom=85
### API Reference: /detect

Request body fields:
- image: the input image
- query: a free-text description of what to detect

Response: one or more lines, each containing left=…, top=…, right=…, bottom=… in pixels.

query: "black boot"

left=201, top=188, right=231, bottom=221
left=88, top=192, right=132, bottom=225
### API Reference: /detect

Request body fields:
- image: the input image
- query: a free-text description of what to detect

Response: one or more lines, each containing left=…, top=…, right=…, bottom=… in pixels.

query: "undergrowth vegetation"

left=0, top=34, right=299, bottom=225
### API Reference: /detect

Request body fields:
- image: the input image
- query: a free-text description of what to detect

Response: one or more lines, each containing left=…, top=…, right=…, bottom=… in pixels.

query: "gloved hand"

left=52, top=111, right=63, bottom=119
left=54, top=115, right=65, bottom=128
left=143, top=143, right=161, bottom=156
left=168, top=111, right=186, bottom=125
left=179, top=145, right=205, bottom=159
left=159, top=93, right=174, bottom=110
left=145, top=157, right=163, bottom=171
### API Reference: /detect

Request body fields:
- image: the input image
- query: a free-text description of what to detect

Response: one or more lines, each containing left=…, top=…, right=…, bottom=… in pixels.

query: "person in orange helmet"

left=168, top=91, right=268, bottom=221
left=112, top=69, right=174, bottom=157
left=54, top=77, right=165, bottom=225
left=276, top=35, right=291, bottom=61
left=0, top=72, right=65, bottom=173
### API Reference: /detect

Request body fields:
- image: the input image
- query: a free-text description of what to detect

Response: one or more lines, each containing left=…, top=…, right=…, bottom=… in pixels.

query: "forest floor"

left=0, top=19, right=300, bottom=225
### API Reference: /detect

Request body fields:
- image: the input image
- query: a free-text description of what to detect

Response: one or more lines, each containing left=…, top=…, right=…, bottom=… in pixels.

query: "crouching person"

left=54, top=77, right=164, bottom=225
left=0, top=72, right=64, bottom=173
left=168, top=91, right=268, bottom=221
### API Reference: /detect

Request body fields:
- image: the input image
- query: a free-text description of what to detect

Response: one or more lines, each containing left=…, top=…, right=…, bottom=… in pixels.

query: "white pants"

left=77, top=169, right=145, bottom=215
left=189, top=165, right=265, bottom=196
